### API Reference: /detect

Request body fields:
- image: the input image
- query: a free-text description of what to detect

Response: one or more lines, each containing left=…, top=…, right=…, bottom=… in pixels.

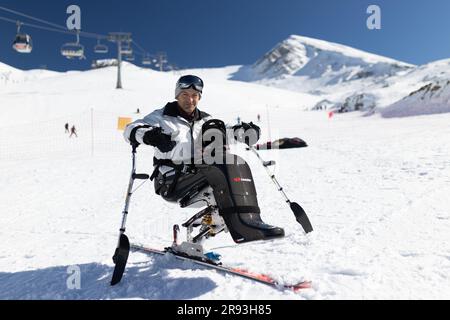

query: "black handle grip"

left=132, top=173, right=150, bottom=180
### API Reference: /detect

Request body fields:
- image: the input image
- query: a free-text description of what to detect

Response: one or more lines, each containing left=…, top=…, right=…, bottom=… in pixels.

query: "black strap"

left=150, top=158, right=198, bottom=195
left=150, top=157, right=177, bottom=181
left=166, top=168, right=183, bottom=195
left=152, top=157, right=183, bottom=168
left=149, top=166, right=160, bottom=181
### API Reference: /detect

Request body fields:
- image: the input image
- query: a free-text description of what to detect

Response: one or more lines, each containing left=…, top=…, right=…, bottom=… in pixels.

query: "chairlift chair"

left=61, top=30, right=85, bottom=60
left=61, top=43, right=85, bottom=59
left=94, top=38, right=108, bottom=54
left=12, top=21, right=32, bottom=53
left=120, top=39, right=133, bottom=56
left=120, top=45, right=133, bottom=55
left=142, top=54, right=152, bottom=65
left=13, top=34, right=33, bottom=53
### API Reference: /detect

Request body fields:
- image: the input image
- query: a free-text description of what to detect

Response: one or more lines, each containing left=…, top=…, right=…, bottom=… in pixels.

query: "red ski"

left=131, top=243, right=312, bottom=292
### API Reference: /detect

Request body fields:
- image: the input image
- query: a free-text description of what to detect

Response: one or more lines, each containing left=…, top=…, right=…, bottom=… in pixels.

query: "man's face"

left=177, top=88, right=201, bottom=114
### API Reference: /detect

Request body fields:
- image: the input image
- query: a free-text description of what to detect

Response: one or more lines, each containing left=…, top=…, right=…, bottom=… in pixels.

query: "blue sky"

left=1, top=0, right=450, bottom=71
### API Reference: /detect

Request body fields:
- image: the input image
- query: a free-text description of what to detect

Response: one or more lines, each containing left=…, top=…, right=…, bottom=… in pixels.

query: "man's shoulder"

left=143, top=105, right=166, bottom=117
left=199, top=110, right=211, bottom=120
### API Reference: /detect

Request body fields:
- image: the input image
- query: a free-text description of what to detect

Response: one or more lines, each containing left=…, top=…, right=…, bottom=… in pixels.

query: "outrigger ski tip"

left=130, top=243, right=312, bottom=292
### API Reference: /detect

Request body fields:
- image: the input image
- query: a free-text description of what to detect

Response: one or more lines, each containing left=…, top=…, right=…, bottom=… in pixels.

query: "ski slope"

left=1, top=62, right=450, bottom=300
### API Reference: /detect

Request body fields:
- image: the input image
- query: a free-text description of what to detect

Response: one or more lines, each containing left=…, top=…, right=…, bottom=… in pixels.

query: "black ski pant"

left=154, top=167, right=208, bottom=203
left=153, top=156, right=260, bottom=215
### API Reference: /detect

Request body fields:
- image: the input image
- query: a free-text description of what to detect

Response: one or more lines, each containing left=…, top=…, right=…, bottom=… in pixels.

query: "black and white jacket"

left=124, top=102, right=212, bottom=166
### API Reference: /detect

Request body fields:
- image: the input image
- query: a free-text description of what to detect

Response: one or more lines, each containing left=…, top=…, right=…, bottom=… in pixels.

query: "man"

left=69, top=125, right=77, bottom=138
left=124, top=75, right=284, bottom=243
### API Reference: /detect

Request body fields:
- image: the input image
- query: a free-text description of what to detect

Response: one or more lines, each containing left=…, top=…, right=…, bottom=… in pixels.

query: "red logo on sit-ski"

left=233, top=177, right=241, bottom=182
left=233, top=177, right=252, bottom=183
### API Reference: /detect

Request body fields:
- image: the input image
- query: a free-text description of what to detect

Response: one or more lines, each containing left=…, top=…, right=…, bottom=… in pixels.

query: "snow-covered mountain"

left=232, top=35, right=413, bottom=83
left=0, top=61, right=59, bottom=85
left=4, top=34, right=450, bottom=118
left=230, top=34, right=414, bottom=103
left=3, top=33, right=450, bottom=119
left=381, top=80, right=450, bottom=118
left=309, top=58, right=450, bottom=115
left=227, top=35, right=419, bottom=112
left=230, top=35, right=450, bottom=117
left=0, top=61, right=21, bottom=84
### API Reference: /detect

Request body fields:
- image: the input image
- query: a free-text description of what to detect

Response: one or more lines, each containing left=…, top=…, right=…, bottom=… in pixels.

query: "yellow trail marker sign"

left=117, top=117, right=132, bottom=131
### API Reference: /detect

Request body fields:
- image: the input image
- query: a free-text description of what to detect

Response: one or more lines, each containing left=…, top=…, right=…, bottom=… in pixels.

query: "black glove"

left=143, top=127, right=176, bottom=153
left=232, top=122, right=261, bottom=146
left=129, top=125, right=150, bottom=147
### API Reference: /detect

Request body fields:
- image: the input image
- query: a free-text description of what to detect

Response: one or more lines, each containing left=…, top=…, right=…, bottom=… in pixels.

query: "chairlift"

left=61, top=30, right=85, bottom=60
left=12, top=21, right=32, bottom=53
left=120, top=40, right=133, bottom=55
left=125, top=54, right=135, bottom=62
left=94, top=37, right=108, bottom=54
left=142, top=54, right=152, bottom=65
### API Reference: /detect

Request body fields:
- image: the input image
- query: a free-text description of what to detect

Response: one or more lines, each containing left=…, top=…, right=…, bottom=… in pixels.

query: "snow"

left=284, top=35, right=413, bottom=66
left=232, top=34, right=413, bottom=82
left=229, top=35, right=450, bottom=116
left=1, top=61, right=60, bottom=85
left=230, top=34, right=415, bottom=107
left=381, top=80, right=450, bottom=118
left=1, top=51, right=450, bottom=300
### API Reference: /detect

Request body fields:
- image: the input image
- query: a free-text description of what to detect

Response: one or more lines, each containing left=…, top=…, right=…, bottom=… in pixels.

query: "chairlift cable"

left=0, top=15, right=18, bottom=24
left=0, top=6, right=107, bottom=40
left=0, top=15, right=73, bottom=36
left=131, top=40, right=146, bottom=54
left=0, top=7, right=107, bottom=40
left=0, top=6, right=106, bottom=40
left=0, top=5, right=68, bottom=31
left=0, top=15, right=103, bottom=39
left=0, top=5, right=159, bottom=65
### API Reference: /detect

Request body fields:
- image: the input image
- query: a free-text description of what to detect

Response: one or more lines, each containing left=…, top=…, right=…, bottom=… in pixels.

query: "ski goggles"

left=176, top=75, right=204, bottom=93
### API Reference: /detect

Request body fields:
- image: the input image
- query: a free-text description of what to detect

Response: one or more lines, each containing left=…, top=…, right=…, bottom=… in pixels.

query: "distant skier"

left=136, top=108, right=140, bottom=114
left=237, top=116, right=241, bottom=125
left=65, top=123, right=69, bottom=133
left=69, top=125, right=78, bottom=138
left=257, top=114, right=261, bottom=122
left=124, top=75, right=284, bottom=244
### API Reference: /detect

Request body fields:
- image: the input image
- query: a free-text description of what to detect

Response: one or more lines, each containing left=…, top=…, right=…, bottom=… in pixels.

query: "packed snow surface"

left=1, top=41, right=450, bottom=299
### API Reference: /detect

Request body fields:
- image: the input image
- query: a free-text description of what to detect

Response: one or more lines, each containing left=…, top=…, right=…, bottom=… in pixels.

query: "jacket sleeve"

left=123, top=109, right=162, bottom=144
